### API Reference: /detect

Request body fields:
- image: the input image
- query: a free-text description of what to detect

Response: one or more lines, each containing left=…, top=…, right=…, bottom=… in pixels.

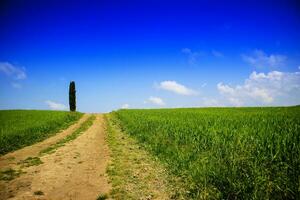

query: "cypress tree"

left=69, top=81, right=76, bottom=111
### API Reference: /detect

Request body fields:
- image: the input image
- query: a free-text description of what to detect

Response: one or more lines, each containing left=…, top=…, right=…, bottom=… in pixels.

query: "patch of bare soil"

left=0, top=114, right=111, bottom=200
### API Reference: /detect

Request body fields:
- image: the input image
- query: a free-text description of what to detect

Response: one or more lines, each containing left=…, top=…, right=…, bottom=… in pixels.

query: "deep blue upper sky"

left=1, top=0, right=300, bottom=112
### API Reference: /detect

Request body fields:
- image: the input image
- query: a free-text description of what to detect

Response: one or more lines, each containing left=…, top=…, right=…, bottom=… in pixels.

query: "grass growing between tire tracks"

left=39, top=115, right=96, bottom=155
left=0, top=168, right=23, bottom=181
left=0, top=115, right=96, bottom=182
left=18, top=157, right=43, bottom=168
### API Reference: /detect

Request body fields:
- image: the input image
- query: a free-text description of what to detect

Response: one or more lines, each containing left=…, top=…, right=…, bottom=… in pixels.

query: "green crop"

left=113, top=106, right=300, bottom=199
left=0, top=110, right=83, bottom=155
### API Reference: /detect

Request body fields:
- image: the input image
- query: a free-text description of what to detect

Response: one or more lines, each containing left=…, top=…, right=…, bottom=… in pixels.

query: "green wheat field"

left=113, top=106, right=300, bottom=199
left=0, top=110, right=82, bottom=155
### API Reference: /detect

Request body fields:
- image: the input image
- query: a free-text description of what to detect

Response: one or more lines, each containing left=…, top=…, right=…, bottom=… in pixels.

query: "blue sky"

left=0, top=0, right=300, bottom=112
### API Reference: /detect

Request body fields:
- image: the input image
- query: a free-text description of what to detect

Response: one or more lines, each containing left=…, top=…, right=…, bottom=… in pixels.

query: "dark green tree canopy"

left=69, top=81, right=76, bottom=112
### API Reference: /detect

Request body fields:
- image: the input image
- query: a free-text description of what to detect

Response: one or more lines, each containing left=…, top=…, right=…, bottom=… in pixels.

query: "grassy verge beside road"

left=106, top=114, right=185, bottom=199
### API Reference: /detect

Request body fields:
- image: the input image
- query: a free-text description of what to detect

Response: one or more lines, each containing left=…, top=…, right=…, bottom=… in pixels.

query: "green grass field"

left=113, top=106, right=300, bottom=199
left=0, top=110, right=83, bottom=155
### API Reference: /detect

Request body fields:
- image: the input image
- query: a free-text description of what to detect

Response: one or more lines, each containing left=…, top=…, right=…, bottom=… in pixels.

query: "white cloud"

left=182, top=48, right=224, bottom=65
left=121, top=104, right=129, bottom=109
left=217, top=69, right=300, bottom=106
left=11, top=82, right=22, bottom=89
left=212, top=50, right=224, bottom=58
left=0, top=62, right=26, bottom=80
left=158, top=81, right=198, bottom=96
left=242, top=50, right=286, bottom=69
left=147, top=96, right=165, bottom=106
left=182, top=48, right=192, bottom=54
left=45, top=100, right=67, bottom=110
left=201, top=83, right=207, bottom=87
left=202, top=97, right=223, bottom=107
left=182, top=48, right=201, bottom=65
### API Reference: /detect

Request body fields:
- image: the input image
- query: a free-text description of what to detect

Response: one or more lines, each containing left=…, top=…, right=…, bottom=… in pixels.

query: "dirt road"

left=0, top=114, right=90, bottom=168
left=0, top=114, right=111, bottom=200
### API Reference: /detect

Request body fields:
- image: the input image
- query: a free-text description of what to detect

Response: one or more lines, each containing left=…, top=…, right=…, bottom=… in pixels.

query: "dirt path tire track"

left=0, top=114, right=111, bottom=200
left=0, top=114, right=90, bottom=169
